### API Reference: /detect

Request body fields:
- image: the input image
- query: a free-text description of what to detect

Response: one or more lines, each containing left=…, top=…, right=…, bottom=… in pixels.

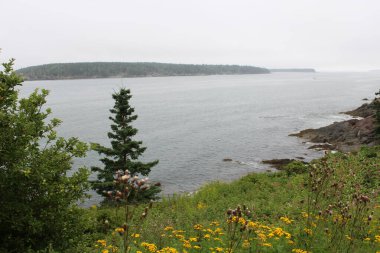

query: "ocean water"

left=20, top=72, right=380, bottom=204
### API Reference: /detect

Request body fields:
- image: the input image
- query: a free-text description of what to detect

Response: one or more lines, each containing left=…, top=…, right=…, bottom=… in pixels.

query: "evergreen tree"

left=91, top=88, right=160, bottom=203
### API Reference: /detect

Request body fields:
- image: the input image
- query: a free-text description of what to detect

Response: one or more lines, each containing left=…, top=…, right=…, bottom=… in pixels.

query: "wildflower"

left=210, top=221, right=220, bottom=226
left=242, top=240, right=250, bottom=248
left=273, top=227, right=285, bottom=237
left=102, top=250, right=109, bottom=253
left=375, top=235, right=380, bottom=243
left=257, top=233, right=267, bottom=241
left=364, top=237, right=370, bottom=241
left=304, top=228, right=313, bottom=236
left=261, top=243, right=272, bottom=247
left=193, top=224, right=203, bottom=230
left=345, top=235, right=352, bottom=240
left=115, top=227, right=124, bottom=233
left=247, top=221, right=258, bottom=229
left=197, top=202, right=206, bottom=209
left=159, top=247, right=178, bottom=253
left=292, top=249, right=308, bottom=253
left=193, top=246, right=201, bottom=250
left=183, top=240, right=192, bottom=248
left=301, top=212, right=308, bottom=218
left=164, top=226, right=174, bottom=231
left=132, top=233, right=140, bottom=238
left=238, top=217, right=246, bottom=225
left=97, top=239, right=107, bottom=247
left=204, top=234, right=211, bottom=239
left=141, top=242, right=157, bottom=252
left=215, top=247, right=223, bottom=252
left=189, top=237, right=198, bottom=242
left=280, top=216, right=293, bottom=224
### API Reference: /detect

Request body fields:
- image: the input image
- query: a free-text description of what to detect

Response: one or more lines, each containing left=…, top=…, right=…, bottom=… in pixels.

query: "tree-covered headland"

left=17, top=62, right=270, bottom=80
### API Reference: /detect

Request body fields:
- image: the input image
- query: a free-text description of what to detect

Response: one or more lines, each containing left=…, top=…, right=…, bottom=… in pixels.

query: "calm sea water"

left=20, top=72, right=380, bottom=204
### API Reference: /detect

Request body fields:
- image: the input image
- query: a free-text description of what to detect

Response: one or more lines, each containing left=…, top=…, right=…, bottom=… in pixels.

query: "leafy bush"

left=284, top=160, right=308, bottom=176
left=0, top=59, right=90, bottom=252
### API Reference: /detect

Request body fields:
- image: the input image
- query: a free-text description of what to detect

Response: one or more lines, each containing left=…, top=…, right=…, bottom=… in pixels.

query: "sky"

left=1, top=0, right=380, bottom=71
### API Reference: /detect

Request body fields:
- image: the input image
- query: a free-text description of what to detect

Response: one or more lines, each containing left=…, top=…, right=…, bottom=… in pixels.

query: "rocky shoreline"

left=263, top=99, right=378, bottom=169
left=289, top=99, right=378, bottom=152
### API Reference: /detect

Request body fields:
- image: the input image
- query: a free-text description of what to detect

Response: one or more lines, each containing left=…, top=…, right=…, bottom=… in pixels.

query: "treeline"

left=17, top=62, right=270, bottom=80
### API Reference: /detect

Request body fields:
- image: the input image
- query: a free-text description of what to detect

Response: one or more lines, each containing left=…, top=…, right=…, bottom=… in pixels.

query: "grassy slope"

left=82, top=148, right=380, bottom=253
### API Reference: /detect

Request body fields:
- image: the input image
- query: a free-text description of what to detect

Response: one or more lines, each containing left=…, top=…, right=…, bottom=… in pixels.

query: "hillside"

left=17, top=62, right=270, bottom=80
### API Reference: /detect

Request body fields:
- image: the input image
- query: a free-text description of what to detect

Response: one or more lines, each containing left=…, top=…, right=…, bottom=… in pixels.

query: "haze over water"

left=20, top=72, right=380, bottom=204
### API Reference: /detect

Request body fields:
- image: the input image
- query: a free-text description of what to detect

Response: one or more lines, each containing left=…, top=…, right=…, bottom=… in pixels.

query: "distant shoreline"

left=17, top=62, right=271, bottom=81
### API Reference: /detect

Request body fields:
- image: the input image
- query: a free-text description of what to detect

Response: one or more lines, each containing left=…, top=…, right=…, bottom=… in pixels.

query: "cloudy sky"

left=1, top=0, right=380, bottom=71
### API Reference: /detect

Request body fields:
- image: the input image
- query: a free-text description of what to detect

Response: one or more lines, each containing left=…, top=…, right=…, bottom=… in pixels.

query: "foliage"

left=91, top=88, right=160, bottom=203
left=88, top=147, right=380, bottom=253
left=16, top=62, right=270, bottom=80
left=0, top=59, right=90, bottom=252
left=284, top=160, right=308, bottom=176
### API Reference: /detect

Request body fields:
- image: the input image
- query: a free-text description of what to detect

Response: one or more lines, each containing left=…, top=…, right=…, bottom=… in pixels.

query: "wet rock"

left=223, top=158, right=233, bottom=162
left=308, top=143, right=336, bottom=151
left=262, top=158, right=301, bottom=170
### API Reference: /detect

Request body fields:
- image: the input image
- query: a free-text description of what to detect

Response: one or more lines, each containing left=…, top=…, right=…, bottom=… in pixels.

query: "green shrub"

left=284, top=160, right=308, bottom=176
left=0, top=59, right=90, bottom=252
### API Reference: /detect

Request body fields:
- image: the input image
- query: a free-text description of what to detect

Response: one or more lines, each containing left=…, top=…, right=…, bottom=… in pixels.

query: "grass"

left=78, top=147, right=380, bottom=253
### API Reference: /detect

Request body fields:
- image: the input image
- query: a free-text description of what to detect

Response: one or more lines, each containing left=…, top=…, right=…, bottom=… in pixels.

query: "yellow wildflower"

left=164, top=226, right=174, bottom=231
left=292, top=249, right=309, bottom=253
left=131, top=233, right=140, bottom=238
left=101, top=250, right=109, bottom=253
left=242, top=240, right=250, bottom=248
left=97, top=239, right=107, bottom=247
left=193, top=224, right=203, bottom=230
left=189, top=237, right=198, bottom=242
left=193, top=246, right=201, bottom=250
left=183, top=240, right=191, bottom=248
left=215, top=247, right=223, bottom=252
left=304, top=228, right=313, bottom=236
left=261, top=243, right=272, bottom=247
left=280, top=216, right=293, bottom=224
left=115, top=227, right=124, bottom=233
left=238, top=217, right=246, bottom=225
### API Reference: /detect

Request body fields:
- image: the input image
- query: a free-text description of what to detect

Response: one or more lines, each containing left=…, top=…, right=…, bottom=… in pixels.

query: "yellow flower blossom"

left=97, top=239, right=107, bottom=247
left=280, top=216, right=293, bottom=224
left=164, top=226, right=174, bottom=231
left=292, top=249, right=309, bottom=253
left=193, top=224, right=203, bottom=230
left=261, top=243, right=272, bottom=247
left=242, top=240, right=250, bottom=248
left=189, top=237, right=198, bottom=242
left=115, top=227, right=124, bottom=233
left=131, top=233, right=140, bottom=238
left=183, top=240, right=192, bottom=248
left=304, top=228, right=313, bottom=236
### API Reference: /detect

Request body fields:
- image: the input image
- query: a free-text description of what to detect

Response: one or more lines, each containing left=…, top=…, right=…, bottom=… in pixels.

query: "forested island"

left=17, top=62, right=270, bottom=80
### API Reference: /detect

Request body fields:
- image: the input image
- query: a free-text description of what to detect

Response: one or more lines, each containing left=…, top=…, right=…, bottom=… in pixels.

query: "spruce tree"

left=91, top=88, right=159, bottom=202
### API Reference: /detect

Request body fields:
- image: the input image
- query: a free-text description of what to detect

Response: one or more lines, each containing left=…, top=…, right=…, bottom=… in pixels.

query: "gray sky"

left=1, top=0, right=380, bottom=71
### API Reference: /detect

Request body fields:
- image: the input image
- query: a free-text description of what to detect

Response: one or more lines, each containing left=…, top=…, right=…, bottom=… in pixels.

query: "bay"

left=20, top=72, right=380, bottom=205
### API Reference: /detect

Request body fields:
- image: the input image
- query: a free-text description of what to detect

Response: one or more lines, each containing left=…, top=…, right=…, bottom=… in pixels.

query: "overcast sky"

left=1, top=0, right=380, bottom=71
